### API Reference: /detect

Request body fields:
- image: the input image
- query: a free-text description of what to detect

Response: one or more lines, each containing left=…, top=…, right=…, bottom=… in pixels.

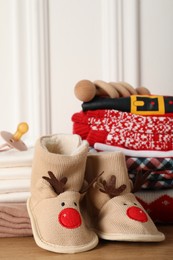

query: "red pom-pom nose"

left=127, top=206, right=148, bottom=222
left=58, top=208, right=82, bottom=229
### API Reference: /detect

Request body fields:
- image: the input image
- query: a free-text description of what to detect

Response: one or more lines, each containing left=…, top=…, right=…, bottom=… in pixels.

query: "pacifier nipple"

left=12, top=122, right=29, bottom=141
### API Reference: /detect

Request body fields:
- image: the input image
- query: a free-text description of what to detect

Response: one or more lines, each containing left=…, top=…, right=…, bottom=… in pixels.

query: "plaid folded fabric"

left=127, top=157, right=173, bottom=189
left=72, top=109, right=173, bottom=151
left=129, top=171, right=173, bottom=190
left=135, top=189, right=173, bottom=223
left=126, top=157, right=173, bottom=171
left=130, top=169, right=173, bottom=179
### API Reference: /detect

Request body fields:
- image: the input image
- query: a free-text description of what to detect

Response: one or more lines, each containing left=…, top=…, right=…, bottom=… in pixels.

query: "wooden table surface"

left=0, top=225, right=172, bottom=260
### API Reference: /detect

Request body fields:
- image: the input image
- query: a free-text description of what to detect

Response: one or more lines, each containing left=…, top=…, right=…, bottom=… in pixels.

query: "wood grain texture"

left=0, top=225, right=172, bottom=260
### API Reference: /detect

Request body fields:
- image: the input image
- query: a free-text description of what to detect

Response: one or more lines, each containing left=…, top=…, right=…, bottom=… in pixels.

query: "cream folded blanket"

left=0, top=179, right=30, bottom=194
left=0, top=167, right=32, bottom=180
left=0, top=203, right=32, bottom=237
left=0, top=147, right=34, bottom=168
left=0, top=192, right=30, bottom=203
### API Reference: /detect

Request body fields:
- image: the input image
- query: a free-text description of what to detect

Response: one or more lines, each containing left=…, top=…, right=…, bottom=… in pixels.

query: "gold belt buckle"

left=131, top=95, right=165, bottom=115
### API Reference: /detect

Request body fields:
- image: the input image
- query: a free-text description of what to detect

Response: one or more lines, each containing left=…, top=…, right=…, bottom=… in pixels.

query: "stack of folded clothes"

left=0, top=148, right=34, bottom=237
left=72, top=80, right=173, bottom=223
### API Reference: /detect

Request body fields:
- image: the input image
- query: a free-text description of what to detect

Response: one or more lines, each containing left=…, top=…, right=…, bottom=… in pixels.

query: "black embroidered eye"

left=61, top=202, right=65, bottom=207
left=123, top=203, right=127, bottom=206
left=74, top=202, right=77, bottom=206
left=134, top=203, right=137, bottom=206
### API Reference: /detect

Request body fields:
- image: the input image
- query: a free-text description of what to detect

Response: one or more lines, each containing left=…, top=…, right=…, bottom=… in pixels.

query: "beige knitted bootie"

left=27, top=134, right=98, bottom=253
left=85, top=151, right=165, bottom=242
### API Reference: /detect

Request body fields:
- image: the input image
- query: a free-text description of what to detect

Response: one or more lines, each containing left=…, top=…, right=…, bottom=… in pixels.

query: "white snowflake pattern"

left=87, top=109, right=173, bottom=151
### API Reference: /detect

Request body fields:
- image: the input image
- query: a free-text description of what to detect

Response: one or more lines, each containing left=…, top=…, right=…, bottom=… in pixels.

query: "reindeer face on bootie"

left=33, top=191, right=92, bottom=245
left=41, top=171, right=83, bottom=231
left=57, top=193, right=82, bottom=229
left=93, top=175, right=165, bottom=242
left=97, top=193, right=164, bottom=241
left=28, top=171, right=98, bottom=253
left=85, top=152, right=165, bottom=242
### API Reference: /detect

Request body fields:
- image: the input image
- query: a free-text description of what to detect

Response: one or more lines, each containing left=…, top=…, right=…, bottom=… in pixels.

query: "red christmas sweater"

left=72, top=109, right=173, bottom=151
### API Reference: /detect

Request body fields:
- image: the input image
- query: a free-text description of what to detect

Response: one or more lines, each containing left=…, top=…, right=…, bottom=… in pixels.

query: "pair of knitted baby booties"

left=27, top=134, right=165, bottom=254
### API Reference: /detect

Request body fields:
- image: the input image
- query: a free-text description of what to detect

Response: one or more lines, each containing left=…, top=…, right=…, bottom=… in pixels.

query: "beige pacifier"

left=0, top=122, right=29, bottom=152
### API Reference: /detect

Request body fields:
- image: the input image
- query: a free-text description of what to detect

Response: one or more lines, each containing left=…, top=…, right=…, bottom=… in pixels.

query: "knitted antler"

left=131, top=170, right=151, bottom=193
left=98, top=175, right=126, bottom=198
left=42, top=171, right=67, bottom=195
left=80, top=171, right=104, bottom=194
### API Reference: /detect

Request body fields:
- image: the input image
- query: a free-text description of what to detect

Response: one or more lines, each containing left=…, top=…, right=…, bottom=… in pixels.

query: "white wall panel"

left=49, top=0, right=103, bottom=134
left=139, top=0, right=173, bottom=95
left=122, top=0, right=140, bottom=86
left=0, top=1, right=16, bottom=132
left=0, top=0, right=51, bottom=145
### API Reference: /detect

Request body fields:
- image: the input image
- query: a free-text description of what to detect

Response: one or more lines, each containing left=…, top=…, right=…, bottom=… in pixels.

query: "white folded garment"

left=0, top=179, right=30, bottom=194
left=0, top=167, right=32, bottom=180
left=94, top=143, right=173, bottom=158
left=0, top=147, right=34, bottom=167
left=0, top=192, right=30, bottom=203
